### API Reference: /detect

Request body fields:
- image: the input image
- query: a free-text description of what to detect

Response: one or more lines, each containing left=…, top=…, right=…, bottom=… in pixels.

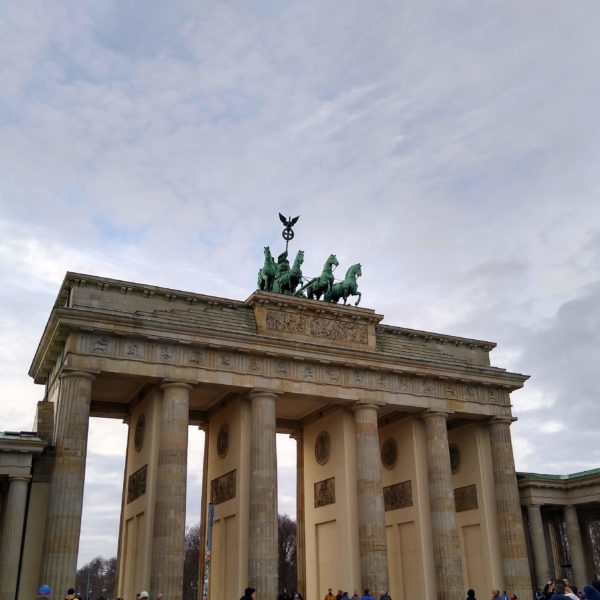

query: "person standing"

left=325, top=589, right=336, bottom=600
left=466, top=589, right=477, bottom=600
left=361, top=590, right=376, bottom=600
left=240, top=587, right=256, bottom=600
left=37, top=585, right=51, bottom=600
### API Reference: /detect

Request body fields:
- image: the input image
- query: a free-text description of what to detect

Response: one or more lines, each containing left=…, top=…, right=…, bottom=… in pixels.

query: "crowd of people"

left=464, top=579, right=600, bottom=600
left=35, top=578, right=600, bottom=600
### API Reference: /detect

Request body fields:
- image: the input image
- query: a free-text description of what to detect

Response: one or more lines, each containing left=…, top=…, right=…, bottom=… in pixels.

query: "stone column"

left=40, top=370, right=95, bottom=596
left=0, top=476, right=30, bottom=600
left=527, top=504, right=551, bottom=590
left=488, top=417, right=532, bottom=599
left=198, top=424, right=210, bottom=590
left=422, top=410, right=464, bottom=600
left=151, top=382, right=191, bottom=600
left=248, top=390, right=278, bottom=600
left=291, top=430, right=306, bottom=598
left=353, top=403, right=389, bottom=595
left=564, top=505, right=586, bottom=587
left=526, top=504, right=551, bottom=591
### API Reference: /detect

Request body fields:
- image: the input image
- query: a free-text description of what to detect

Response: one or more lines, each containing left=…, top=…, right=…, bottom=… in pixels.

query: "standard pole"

left=202, top=503, right=216, bottom=600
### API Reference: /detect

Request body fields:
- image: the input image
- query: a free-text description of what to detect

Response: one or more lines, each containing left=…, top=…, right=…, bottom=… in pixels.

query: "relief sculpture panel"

left=383, top=480, right=413, bottom=511
left=314, top=477, right=335, bottom=508
left=127, top=464, right=147, bottom=504
left=454, top=484, right=478, bottom=512
left=265, top=309, right=368, bottom=345
left=211, top=469, right=236, bottom=505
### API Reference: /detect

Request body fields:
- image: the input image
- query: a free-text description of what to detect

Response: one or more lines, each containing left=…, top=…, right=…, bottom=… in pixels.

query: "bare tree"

left=278, top=515, right=297, bottom=594
left=183, top=524, right=201, bottom=600
left=75, top=556, right=115, bottom=600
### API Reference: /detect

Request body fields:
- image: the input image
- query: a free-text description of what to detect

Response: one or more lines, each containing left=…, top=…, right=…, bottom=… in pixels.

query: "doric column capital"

left=487, top=415, right=517, bottom=426
left=8, top=475, right=30, bottom=483
left=160, top=380, right=194, bottom=392
left=420, top=408, right=453, bottom=421
left=59, top=370, right=97, bottom=382
left=351, top=401, right=381, bottom=413
left=247, top=388, right=281, bottom=402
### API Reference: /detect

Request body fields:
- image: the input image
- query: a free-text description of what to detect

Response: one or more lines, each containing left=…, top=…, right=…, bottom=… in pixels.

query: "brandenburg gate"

left=25, top=227, right=532, bottom=600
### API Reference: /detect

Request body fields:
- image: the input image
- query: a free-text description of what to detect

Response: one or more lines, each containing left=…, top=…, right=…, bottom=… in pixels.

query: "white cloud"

left=1, top=0, right=599, bottom=565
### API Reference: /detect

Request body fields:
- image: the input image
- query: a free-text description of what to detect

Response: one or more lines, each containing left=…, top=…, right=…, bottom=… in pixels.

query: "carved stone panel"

left=314, top=477, right=335, bottom=508
left=127, top=464, right=147, bottom=504
left=454, top=484, right=478, bottom=512
left=188, top=348, right=205, bottom=365
left=383, top=480, right=413, bottom=511
left=265, top=310, right=368, bottom=345
left=211, top=469, right=236, bottom=505
left=217, top=424, right=229, bottom=459
left=381, top=438, right=398, bottom=469
left=315, top=431, right=331, bottom=465
left=134, top=414, right=145, bottom=452
left=91, top=335, right=113, bottom=355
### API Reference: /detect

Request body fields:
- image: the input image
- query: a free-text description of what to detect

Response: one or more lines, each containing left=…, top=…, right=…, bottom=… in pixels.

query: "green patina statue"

left=324, top=263, right=362, bottom=306
left=273, top=250, right=304, bottom=295
left=257, top=214, right=362, bottom=305
left=303, top=254, right=339, bottom=301
left=257, top=246, right=276, bottom=291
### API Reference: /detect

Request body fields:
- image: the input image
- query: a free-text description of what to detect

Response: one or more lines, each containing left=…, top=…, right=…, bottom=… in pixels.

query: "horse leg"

left=355, top=291, right=361, bottom=306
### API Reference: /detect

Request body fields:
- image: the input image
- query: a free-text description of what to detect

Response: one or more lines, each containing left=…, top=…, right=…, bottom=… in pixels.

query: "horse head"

left=346, top=263, right=362, bottom=278
left=326, top=254, right=339, bottom=269
left=264, top=246, right=271, bottom=258
left=295, top=250, right=304, bottom=265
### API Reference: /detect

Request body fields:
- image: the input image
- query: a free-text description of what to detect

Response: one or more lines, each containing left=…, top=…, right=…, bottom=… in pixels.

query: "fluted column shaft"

left=353, top=403, right=389, bottom=594
left=527, top=504, right=551, bottom=591
left=40, top=371, right=95, bottom=595
left=198, top=424, right=210, bottom=587
left=488, top=418, right=532, bottom=600
left=151, top=382, right=191, bottom=600
left=291, top=431, right=306, bottom=598
left=564, top=505, right=586, bottom=587
left=248, top=390, right=278, bottom=600
left=0, top=476, right=30, bottom=600
left=422, top=411, right=464, bottom=600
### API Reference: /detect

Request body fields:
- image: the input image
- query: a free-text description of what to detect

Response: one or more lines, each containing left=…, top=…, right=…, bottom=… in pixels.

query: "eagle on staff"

left=279, top=213, right=300, bottom=251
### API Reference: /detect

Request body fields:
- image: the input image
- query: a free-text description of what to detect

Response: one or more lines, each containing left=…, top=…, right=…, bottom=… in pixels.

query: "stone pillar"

left=198, top=424, right=210, bottom=589
left=248, top=390, right=278, bottom=600
left=564, top=505, right=586, bottom=587
left=527, top=504, right=551, bottom=591
left=40, top=370, right=95, bottom=596
left=353, top=403, right=389, bottom=594
left=0, top=476, right=30, bottom=600
left=151, top=382, right=191, bottom=600
left=488, top=417, right=532, bottom=599
left=422, top=410, right=464, bottom=600
left=291, top=430, right=306, bottom=598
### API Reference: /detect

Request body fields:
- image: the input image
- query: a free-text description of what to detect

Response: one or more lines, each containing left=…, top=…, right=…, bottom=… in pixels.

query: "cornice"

left=29, top=306, right=528, bottom=393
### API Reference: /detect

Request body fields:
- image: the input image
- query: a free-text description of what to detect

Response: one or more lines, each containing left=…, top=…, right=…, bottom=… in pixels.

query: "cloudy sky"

left=2, top=1, right=599, bottom=567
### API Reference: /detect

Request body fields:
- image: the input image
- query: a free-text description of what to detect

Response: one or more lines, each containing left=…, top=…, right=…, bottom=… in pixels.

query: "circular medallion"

left=449, top=443, right=460, bottom=473
left=381, top=438, right=398, bottom=469
left=217, top=424, right=229, bottom=459
left=134, top=414, right=145, bottom=452
left=315, top=431, right=330, bottom=465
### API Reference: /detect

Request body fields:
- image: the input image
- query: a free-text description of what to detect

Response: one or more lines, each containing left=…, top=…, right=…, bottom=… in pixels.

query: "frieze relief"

left=211, top=469, right=236, bottom=505
left=383, top=480, right=413, bottom=511
left=127, top=464, right=147, bottom=504
left=265, top=310, right=368, bottom=345
left=454, top=484, right=478, bottom=512
left=314, top=477, right=335, bottom=508
left=76, top=334, right=507, bottom=406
